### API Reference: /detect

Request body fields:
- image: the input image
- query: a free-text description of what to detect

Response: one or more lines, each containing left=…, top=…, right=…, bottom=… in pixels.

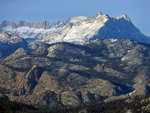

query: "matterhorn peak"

left=120, top=13, right=131, bottom=22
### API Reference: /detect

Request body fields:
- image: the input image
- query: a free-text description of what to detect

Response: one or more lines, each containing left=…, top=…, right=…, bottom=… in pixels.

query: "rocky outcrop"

left=61, top=91, right=82, bottom=106
left=122, top=47, right=144, bottom=65
left=0, top=32, right=29, bottom=58
left=1, top=20, right=16, bottom=28
left=0, top=39, right=149, bottom=108
left=24, top=65, right=43, bottom=93
left=18, top=20, right=50, bottom=29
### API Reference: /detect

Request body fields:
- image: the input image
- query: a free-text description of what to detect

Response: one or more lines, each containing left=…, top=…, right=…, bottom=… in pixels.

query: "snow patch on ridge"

left=110, top=39, right=118, bottom=42
left=68, top=16, right=88, bottom=23
left=2, top=26, right=63, bottom=43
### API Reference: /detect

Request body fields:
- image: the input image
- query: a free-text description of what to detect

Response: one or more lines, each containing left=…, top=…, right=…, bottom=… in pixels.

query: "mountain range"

left=0, top=12, right=150, bottom=109
left=0, top=12, right=150, bottom=44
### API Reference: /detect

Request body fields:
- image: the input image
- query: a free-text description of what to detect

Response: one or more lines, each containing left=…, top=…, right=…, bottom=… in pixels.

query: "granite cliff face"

left=0, top=39, right=150, bottom=108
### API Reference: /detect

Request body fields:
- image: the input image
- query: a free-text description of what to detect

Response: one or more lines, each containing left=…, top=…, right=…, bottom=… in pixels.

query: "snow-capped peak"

left=68, top=16, right=89, bottom=23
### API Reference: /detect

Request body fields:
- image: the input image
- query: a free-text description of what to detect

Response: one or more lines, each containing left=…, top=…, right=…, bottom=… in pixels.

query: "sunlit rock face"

left=0, top=38, right=150, bottom=108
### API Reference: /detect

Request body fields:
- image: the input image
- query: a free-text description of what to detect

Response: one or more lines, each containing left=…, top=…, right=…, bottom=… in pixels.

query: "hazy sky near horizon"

left=0, top=0, right=149, bottom=36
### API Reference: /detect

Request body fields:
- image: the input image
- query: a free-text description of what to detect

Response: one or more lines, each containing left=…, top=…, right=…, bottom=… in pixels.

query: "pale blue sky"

left=0, top=0, right=149, bottom=36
